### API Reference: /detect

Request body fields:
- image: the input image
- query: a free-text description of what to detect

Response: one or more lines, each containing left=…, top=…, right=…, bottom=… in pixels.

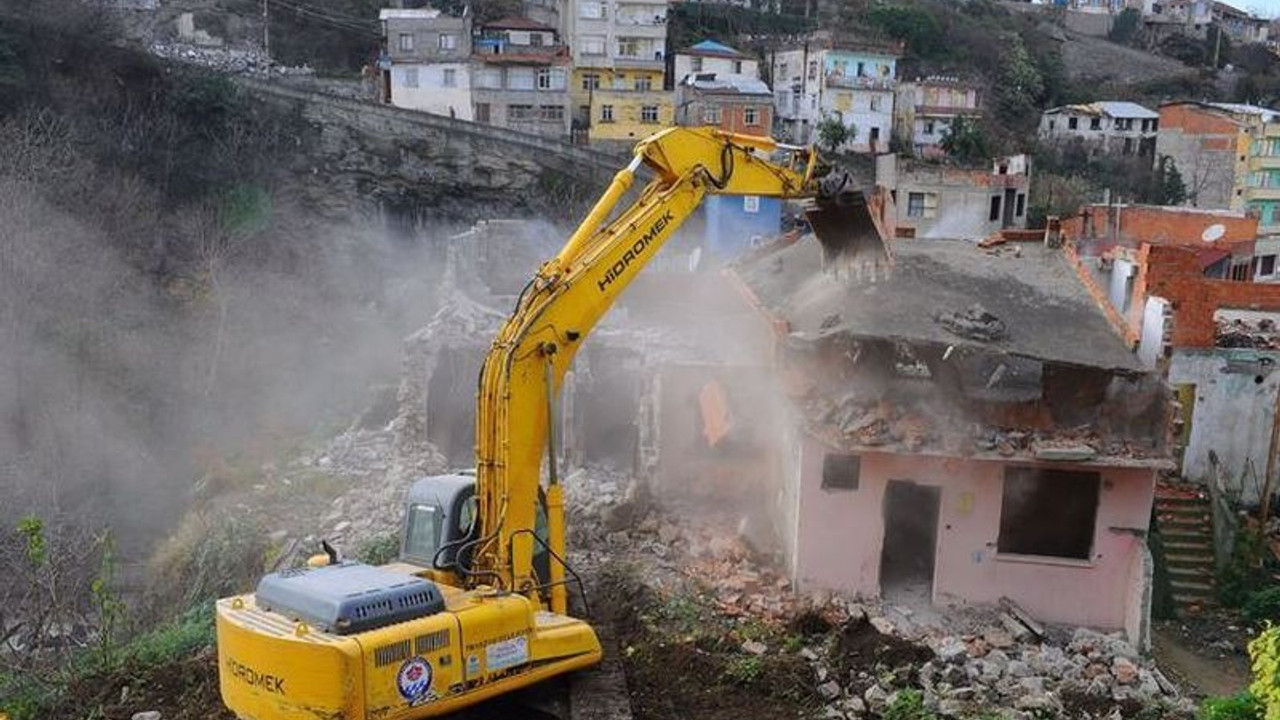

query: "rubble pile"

left=1217, top=316, right=1280, bottom=349
left=804, top=393, right=1158, bottom=462
left=147, top=41, right=314, bottom=77
left=563, top=469, right=1192, bottom=719
left=243, top=428, right=446, bottom=565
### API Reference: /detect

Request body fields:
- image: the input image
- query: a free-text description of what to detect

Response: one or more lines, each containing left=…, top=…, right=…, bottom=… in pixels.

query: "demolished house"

left=727, top=226, right=1171, bottom=646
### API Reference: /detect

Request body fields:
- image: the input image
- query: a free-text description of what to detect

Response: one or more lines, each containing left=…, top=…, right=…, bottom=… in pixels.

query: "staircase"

left=1154, top=486, right=1218, bottom=613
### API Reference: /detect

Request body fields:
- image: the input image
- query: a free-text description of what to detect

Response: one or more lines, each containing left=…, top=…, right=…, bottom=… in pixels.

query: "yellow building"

left=571, top=67, right=673, bottom=145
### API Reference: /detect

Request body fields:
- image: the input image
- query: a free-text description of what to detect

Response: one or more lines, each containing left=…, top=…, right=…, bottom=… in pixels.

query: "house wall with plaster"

left=788, top=437, right=1156, bottom=642
left=1167, top=349, right=1280, bottom=504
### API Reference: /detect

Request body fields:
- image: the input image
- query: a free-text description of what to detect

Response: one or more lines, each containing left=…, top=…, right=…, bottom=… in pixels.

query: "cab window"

left=404, top=503, right=441, bottom=563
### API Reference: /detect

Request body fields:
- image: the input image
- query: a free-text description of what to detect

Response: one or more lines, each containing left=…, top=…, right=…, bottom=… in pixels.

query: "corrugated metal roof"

left=1044, top=101, right=1158, bottom=119
left=1209, top=102, right=1280, bottom=122
left=379, top=8, right=441, bottom=19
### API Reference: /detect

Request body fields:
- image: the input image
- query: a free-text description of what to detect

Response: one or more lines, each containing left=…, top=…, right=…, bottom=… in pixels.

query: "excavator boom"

left=214, top=126, right=888, bottom=720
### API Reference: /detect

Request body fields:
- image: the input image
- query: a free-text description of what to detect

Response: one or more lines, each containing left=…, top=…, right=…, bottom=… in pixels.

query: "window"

left=869, top=126, right=880, bottom=145
left=869, top=95, right=882, bottom=112
left=744, top=106, right=759, bottom=125
left=807, top=60, right=818, bottom=81
left=578, top=104, right=590, bottom=121
left=1233, top=262, right=1250, bottom=281
left=856, top=61, right=865, bottom=77
left=1016, top=193, right=1026, bottom=217
left=733, top=59, right=742, bottom=73
left=474, top=102, right=491, bottom=124
left=640, top=105, right=659, bottom=123
left=634, top=75, right=652, bottom=91
left=581, top=72, right=601, bottom=90
left=403, top=67, right=419, bottom=88
left=581, top=36, right=606, bottom=56
left=539, top=105, right=564, bottom=121
left=477, top=67, right=502, bottom=89
left=439, top=33, right=457, bottom=50
left=1261, top=254, right=1277, bottom=276
left=743, top=195, right=760, bottom=213
left=508, top=104, right=536, bottom=120
left=600, top=104, right=614, bottom=122
left=1068, top=117, right=1079, bottom=130
left=907, top=191, right=926, bottom=218
left=398, top=33, right=414, bottom=52
left=403, top=504, right=441, bottom=563
left=442, top=68, right=457, bottom=87
left=508, top=67, right=535, bottom=90
left=579, top=0, right=605, bottom=18
left=997, top=468, right=1099, bottom=560
left=925, top=120, right=935, bottom=135
left=1090, top=117, right=1101, bottom=130
left=989, top=195, right=1001, bottom=222
left=537, top=68, right=554, bottom=90
left=529, top=32, right=544, bottom=47
left=691, top=56, right=703, bottom=72
left=702, top=106, right=722, bottom=124
left=821, top=454, right=860, bottom=491
left=1048, top=120, right=1056, bottom=131
left=618, top=37, right=641, bottom=58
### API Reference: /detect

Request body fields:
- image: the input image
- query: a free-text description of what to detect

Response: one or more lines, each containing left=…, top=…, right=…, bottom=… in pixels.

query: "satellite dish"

left=1203, top=224, right=1226, bottom=242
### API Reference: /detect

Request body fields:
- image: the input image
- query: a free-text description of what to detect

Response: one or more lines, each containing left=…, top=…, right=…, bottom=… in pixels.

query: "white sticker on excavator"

left=485, top=636, right=529, bottom=672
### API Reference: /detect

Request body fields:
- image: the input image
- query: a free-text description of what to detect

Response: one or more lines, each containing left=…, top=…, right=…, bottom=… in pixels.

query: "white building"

left=671, top=40, right=759, bottom=87
left=772, top=40, right=900, bottom=152
left=380, top=9, right=473, bottom=120
left=1039, top=101, right=1159, bottom=156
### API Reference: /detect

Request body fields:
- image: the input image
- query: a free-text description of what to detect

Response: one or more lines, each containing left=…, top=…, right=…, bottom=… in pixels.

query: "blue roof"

left=687, top=39, right=746, bottom=58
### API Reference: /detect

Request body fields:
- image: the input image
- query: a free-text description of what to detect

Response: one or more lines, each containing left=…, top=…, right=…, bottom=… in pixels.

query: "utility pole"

left=262, top=0, right=271, bottom=61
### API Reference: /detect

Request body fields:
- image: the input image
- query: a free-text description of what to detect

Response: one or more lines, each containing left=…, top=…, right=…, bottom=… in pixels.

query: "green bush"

left=1250, top=625, right=1280, bottom=719
left=1220, top=531, right=1269, bottom=608
left=1200, top=692, right=1263, bottom=720
left=125, top=600, right=216, bottom=667
left=357, top=532, right=400, bottom=566
left=1247, top=588, right=1280, bottom=624
left=884, top=689, right=938, bottom=720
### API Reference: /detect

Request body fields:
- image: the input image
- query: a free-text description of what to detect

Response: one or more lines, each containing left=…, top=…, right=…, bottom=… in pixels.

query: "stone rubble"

left=147, top=41, right=314, bottom=77
left=564, top=467, right=1195, bottom=719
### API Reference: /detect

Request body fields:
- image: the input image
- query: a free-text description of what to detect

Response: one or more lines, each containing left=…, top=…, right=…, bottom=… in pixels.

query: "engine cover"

left=255, top=562, right=445, bottom=635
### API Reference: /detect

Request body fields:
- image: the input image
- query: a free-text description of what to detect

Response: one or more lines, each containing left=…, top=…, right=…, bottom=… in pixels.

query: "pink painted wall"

left=792, top=436, right=1156, bottom=632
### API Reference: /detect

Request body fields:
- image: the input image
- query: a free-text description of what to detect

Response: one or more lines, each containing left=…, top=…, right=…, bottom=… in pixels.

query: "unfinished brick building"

left=728, top=234, right=1170, bottom=645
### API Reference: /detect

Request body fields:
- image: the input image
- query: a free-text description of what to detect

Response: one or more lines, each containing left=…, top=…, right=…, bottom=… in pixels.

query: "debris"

left=818, top=680, right=842, bottom=700
left=132, top=713, right=162, bottom=720
left=1111, top=656, right=1139, bottom=685
left=741, top=640, right=767, bottom=656
left=936, top=303, right=1007, bottom=342
left=999, top=598, right=1045, bottom=640
left=1032, top=443, right=1098, bottom=462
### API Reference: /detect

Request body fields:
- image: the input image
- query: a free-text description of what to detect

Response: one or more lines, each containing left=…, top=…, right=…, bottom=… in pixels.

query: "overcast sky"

left=1228, top=0, right=1279, bottom=17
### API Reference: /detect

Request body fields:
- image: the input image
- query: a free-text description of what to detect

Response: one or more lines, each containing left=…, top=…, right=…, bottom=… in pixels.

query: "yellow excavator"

left=214, top=126, right=888, bottom=720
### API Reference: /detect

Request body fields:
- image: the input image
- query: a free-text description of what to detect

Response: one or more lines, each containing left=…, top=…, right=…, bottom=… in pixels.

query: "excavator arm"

left=468, top=127, right=854, bottom=612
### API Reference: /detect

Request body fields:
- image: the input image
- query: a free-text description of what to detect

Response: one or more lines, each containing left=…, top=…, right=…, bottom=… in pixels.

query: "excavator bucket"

left=806, top=171, right=895, bottom=280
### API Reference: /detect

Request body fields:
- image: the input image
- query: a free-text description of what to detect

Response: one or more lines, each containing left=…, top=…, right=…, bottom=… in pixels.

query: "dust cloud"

left=0, top=174, right=459, bottom=560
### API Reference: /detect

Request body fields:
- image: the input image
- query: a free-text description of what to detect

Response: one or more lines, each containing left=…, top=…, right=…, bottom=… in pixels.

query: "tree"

left=940, top=116, right=991, bottom=164
left=1108, top=8, right=1141, bottom=45
left=1155, top=156, right=1188, bottom=206
left=994, top=34, right=1044, bottom=133
left=817, top=115, right=851, bottom=153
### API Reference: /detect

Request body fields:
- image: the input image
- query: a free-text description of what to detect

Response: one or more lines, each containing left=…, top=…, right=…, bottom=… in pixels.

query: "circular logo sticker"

left=396, top=656, right=434, bottom=706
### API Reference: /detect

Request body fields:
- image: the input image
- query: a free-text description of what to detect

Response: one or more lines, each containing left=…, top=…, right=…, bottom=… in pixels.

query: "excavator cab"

left=402, top=474, right=552, bottom=593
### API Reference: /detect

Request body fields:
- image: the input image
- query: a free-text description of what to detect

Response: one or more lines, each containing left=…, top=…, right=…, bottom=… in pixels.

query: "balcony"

left=1246, top=186, right=1280, bottom=201
left=824, top=74, right=895, bottom=91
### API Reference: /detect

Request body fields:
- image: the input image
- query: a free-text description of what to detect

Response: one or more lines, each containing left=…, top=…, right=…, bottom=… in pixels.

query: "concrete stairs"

left=1154, top=487, right=1218, bottom=612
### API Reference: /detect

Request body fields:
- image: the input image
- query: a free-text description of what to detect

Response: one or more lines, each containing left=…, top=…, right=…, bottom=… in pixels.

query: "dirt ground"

left=1152, top=621, right=1253, bottom=698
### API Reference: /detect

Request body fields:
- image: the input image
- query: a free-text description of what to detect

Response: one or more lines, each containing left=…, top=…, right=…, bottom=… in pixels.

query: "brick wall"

left=1141, top=244, right=1280, bottom=347
left=1064, top=204, right=1257, bottom=250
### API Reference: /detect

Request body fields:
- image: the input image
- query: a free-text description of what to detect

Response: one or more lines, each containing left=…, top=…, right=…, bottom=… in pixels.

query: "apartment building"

left=472, top=17, right=572, bottom=138
left=565, top=0, right=673, bottom=145
left=772, top=40, right=900, bottom=152
left=379, top=8, right=473, bottom=120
